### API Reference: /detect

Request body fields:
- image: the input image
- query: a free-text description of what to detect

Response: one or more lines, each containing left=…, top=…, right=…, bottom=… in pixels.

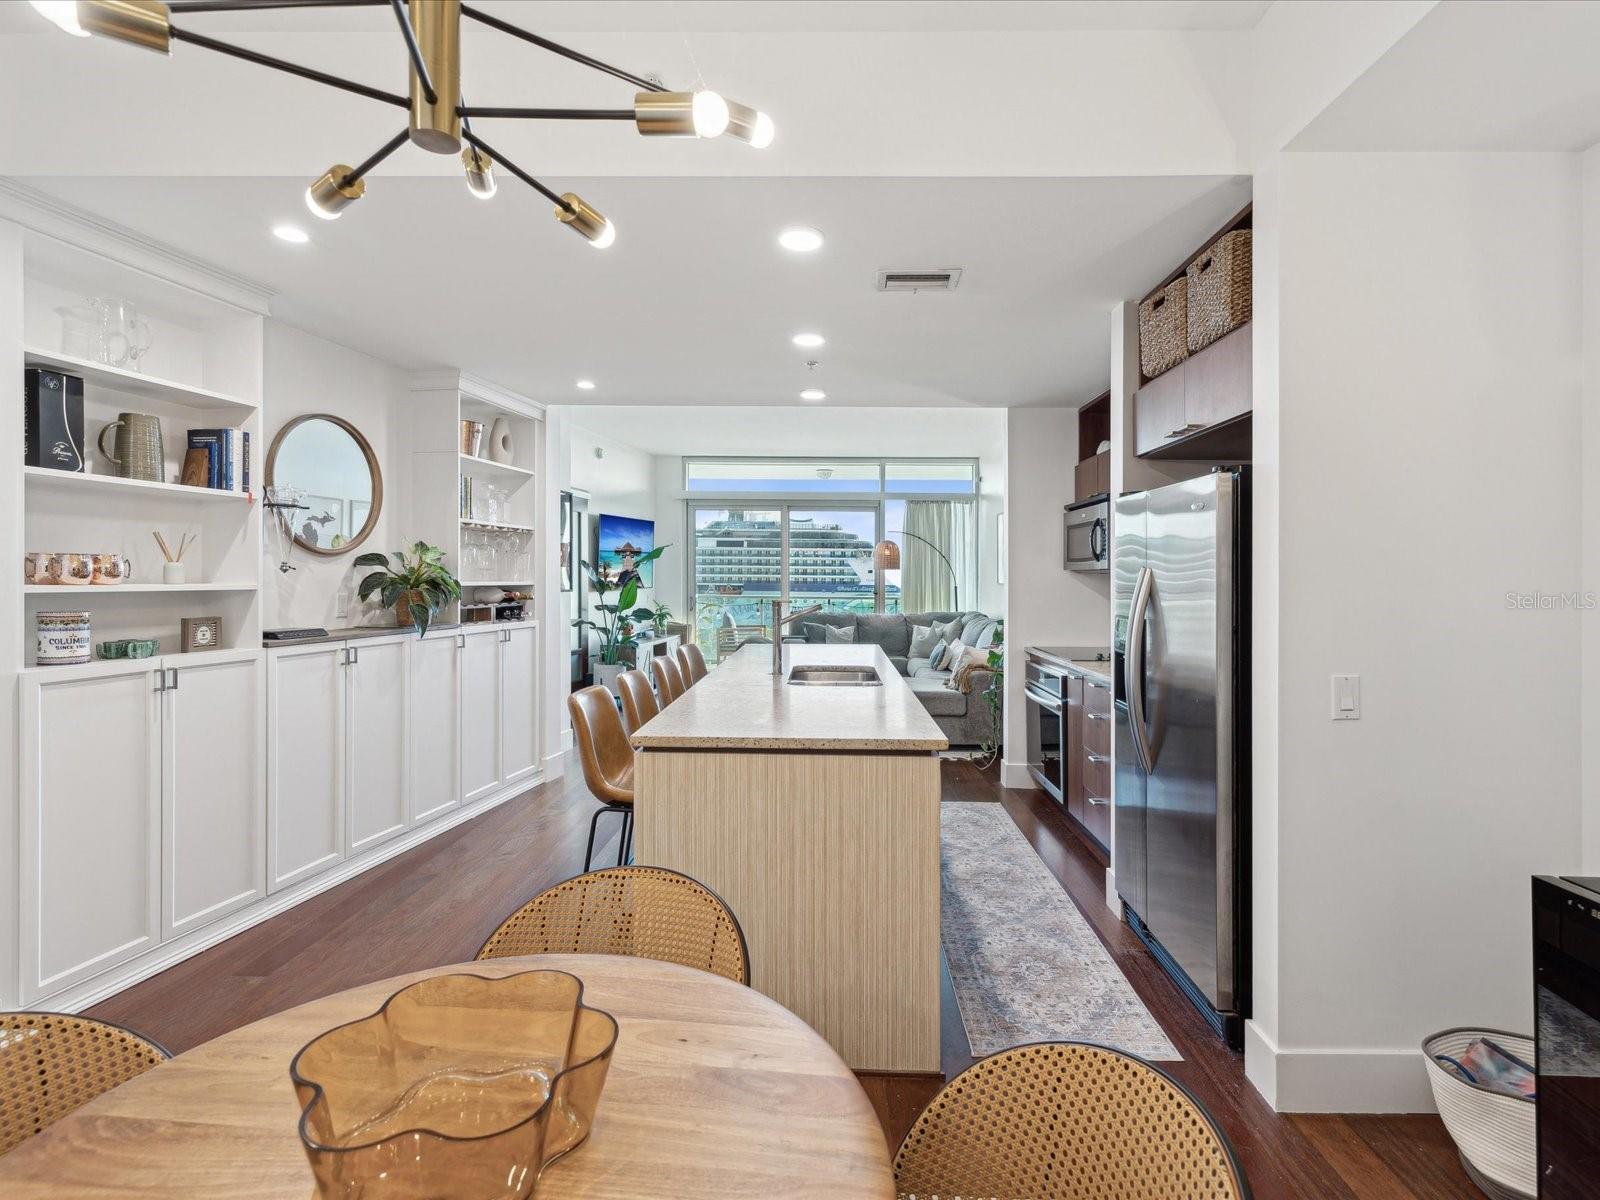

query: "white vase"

left=487, top=417, right=514, bottom=464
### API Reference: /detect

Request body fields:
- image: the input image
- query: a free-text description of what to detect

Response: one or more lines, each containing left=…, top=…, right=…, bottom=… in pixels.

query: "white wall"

left=1249, top=152, right=1583, bottom=1111
left=262, top=323, right=406, bottom=631
left=1583, top=143, right=1600, bottom=872
left=567, top=425, right=664, bottom=616
left=1000, top=406, right=1111, bottom=787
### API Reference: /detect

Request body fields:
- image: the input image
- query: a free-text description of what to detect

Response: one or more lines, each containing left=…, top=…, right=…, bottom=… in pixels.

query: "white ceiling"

left=25, top=173, right=1249, bottom=408
left=0, top=1, right=1273, bottom=35
left=1292, top=0, right=1600, bottom=152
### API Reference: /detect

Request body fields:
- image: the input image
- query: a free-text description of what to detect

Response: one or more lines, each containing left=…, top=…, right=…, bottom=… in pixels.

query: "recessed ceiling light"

left=778, top=227, right=824, bottom=253
left=272, top=223, right=310, bottom=244
left=791, top=332, right=825, bottom=348
left=799, top=389, right=827, bottom=402
left=576, top=379, right=596, bottom=390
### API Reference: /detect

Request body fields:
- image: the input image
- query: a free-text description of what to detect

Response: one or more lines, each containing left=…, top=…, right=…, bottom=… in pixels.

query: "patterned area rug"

left=941, top=801, right=1180, bottom=1060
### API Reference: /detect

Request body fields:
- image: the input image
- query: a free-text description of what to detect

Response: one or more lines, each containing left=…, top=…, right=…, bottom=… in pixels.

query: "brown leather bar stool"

left=567, top=685, right=635, bottom=871
left=676, top=643, right=708, bottom=685
left=616, top=668, right=660, bottom=735
left=655, top=656, right=688, bottom=704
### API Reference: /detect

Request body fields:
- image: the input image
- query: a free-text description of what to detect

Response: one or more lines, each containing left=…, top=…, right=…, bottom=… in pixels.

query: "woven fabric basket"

left=1138, top=278, right=1188, bottom=379
left=1422, top=1028, right=1535, bottom=1200
left=1187, top=228, right=1252, bottom=352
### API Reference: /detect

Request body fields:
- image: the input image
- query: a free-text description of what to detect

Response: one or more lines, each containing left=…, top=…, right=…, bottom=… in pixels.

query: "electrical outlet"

left=1331, top=674, right=1360, bottom=720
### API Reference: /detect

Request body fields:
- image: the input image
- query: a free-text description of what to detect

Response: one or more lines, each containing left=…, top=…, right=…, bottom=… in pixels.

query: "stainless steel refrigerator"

left=1113, top=469, right=1249, bottom=1047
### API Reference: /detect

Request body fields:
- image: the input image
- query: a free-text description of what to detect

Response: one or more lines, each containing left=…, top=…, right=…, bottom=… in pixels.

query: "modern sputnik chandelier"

left=27, top=0, right=777, bottom=248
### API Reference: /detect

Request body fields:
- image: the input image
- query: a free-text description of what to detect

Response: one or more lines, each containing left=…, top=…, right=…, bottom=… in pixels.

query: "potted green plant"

left=574, top=546, right=667, bottom=694
left=354, top=542, right=462, bottom=636
left=633, top=601, right=672, bottom=637
left=978, top=619, right=1005, bottom=767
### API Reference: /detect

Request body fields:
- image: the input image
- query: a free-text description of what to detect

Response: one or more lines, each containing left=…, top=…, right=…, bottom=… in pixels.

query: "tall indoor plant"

left=574, top=545, right=668, bottom=692
left=354, top=542, right=461, bottom=636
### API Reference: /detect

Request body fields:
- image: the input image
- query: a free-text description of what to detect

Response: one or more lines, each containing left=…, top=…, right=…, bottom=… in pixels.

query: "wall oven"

left=1064, top=496, right=1110, bottom=572
left=1024, top=659, right=1066, bottom=802
left=1535, top=874, right=1600, bottom=1197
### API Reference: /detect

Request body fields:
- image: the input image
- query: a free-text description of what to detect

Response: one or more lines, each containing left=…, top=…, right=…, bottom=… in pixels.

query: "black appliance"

left=25, top=368, right=85, bottom=472
left=1024, top=657, right=1066, bottom=802
left=1534, top=874, right=1600, bottom=1197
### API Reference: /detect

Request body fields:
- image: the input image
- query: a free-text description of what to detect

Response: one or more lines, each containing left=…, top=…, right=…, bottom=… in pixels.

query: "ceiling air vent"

left=877, top=268, right=963, bottom=293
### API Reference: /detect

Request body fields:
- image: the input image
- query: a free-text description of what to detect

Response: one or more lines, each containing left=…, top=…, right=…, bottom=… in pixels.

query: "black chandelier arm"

left=340, top=127, right=411, bottom=187
left=168, top=1, right=385, bottom=12
left=459, top=4, right=666, bottom=94
left=457, top=107, right=633, bottom=121
left=460, top=129, right=572, bottom=212
left=168, top=24, right=410, bottom=109
left=388, top=0, right=436, bottom=106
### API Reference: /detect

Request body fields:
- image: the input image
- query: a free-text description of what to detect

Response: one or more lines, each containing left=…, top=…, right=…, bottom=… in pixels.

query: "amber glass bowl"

left=290, top=970, right=618, bottom=1198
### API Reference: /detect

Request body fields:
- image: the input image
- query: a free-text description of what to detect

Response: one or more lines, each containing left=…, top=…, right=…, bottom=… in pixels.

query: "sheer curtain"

left=904, top=500, right=976, bottom=612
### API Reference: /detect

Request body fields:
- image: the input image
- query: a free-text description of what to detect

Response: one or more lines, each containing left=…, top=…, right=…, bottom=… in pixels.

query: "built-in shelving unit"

left=459, top=452, right=535, bottom=485
left=461, top=518, right=535, bottom=534
left=15, top=229, right=265, bottom=662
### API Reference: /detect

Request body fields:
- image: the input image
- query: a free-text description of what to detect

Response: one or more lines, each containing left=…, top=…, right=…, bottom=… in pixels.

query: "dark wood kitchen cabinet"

left=1134, top=323, right=1252, bottom=461
left=1081, top=676, right=1113, bottom=846
left=1065, top=674, right=1085, bottom=824
left=1072, top=450, right=1110, bottom=501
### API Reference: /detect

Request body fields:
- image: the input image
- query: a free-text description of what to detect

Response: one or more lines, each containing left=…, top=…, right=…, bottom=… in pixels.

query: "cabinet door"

left=500, top=625, right=540, bottom=789
left=1133, top=364, right=1187, bottom=456
left=267, top=644, right=346, bottom=892
left=1094, top=451, right=1112, bottom=498
left=1183, top=322, right=1252, bottom=430
left=1082, top=676, right=1113, bottom=846
left=347, top=636, right=410, bottom=854
left=1065, top=674, right=1085, bottom=823
left=19, top=662, right=161, bottom=1003
left=410, top=631, right=462, bottom=825
left=1073, top=459, right=1096, bottom=503
left=460, top=628, right=503, bottom=804
left=164, top=651, right=265, bottom=939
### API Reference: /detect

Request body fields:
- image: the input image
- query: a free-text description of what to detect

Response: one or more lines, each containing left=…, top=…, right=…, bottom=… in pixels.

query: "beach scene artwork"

left=597, top=513, right=656, bottom=586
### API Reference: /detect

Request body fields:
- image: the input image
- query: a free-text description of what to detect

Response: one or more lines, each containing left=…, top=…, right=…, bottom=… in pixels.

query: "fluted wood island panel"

left=632, top=644, right=946, bottom=1073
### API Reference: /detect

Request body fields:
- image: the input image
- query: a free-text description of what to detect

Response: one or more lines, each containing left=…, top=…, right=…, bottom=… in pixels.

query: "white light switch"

left=1331, top=674, right=1360, bottom=720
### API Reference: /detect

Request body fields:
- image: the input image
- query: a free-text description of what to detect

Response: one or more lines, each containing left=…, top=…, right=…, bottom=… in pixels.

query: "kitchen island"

left=631, top=642, right=948, bottom=1072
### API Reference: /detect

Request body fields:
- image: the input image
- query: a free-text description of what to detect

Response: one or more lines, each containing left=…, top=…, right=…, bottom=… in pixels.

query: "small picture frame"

left=181, top=615, right=222, bottom=653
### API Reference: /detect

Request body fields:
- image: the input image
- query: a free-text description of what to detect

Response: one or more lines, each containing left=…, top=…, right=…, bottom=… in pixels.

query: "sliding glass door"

left=690, top=504, right=880, bottom=662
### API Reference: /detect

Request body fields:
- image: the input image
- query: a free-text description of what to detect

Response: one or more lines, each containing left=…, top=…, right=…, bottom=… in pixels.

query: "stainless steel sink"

left=786, top=665, right=882, bottom=687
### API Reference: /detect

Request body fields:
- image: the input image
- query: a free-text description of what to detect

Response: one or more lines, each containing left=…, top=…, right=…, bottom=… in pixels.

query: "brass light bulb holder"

left=556, top=193, right=614, bottom=248
left=407, top=0, right=462, bottom=153
left=634, top=90, right=728, bottom=138
left=81, top=0, right=170, bottom=53
left=305, top=166, right=365, bottom=220
left=462, top=148, right=496, bottom=198
left=725, top=100, right=774, bottom=148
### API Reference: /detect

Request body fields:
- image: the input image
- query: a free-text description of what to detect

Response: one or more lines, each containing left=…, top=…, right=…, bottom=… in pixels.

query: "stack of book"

left=185, top=428, right=251, bottom=494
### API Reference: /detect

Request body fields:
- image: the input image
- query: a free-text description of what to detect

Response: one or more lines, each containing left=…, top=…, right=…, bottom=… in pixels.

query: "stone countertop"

left=1026, top=645, right=1114, bottom=683
left=262, top=622, right=467, bottom=648
left=631, top=643, right=949, bottom=752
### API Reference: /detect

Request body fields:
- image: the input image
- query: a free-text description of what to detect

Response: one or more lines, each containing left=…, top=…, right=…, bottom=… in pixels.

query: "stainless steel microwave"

left=1064, top=497, right=1110, bottom=572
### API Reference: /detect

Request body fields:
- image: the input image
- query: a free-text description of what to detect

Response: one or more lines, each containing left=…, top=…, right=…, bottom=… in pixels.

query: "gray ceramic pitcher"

left=97, top=412, right=164, bottom=482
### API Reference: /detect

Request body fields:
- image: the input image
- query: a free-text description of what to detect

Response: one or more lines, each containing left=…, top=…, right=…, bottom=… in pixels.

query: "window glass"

left=685, top=460, right=880, bottom=493
left=884, top=460, right=977, bottom=494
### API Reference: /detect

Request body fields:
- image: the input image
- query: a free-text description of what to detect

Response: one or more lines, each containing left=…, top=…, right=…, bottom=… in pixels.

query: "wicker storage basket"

left=1422, top=1028, right=1535, bottom=1200
left=1187, top=228, right=1252, bottom=352
left=1138, top=278, right=1188, bottom=379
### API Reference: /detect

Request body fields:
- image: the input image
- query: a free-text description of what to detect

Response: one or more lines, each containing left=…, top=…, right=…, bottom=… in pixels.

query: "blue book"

left=241, top=431, right=251, bottom=495
left=220, top=428, right=234, bottom=492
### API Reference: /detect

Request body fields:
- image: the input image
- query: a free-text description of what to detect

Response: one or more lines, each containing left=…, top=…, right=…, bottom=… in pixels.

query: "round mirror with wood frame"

left=265, top=414, right=383, bottom=557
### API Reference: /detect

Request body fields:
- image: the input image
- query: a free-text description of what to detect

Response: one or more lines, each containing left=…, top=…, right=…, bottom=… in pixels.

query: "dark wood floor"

left=91, top=759, right=1478, bottom=1200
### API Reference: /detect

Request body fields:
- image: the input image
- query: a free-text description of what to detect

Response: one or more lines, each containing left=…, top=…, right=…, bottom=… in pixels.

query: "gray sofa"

left=789, top=610, right=1001, bottom=747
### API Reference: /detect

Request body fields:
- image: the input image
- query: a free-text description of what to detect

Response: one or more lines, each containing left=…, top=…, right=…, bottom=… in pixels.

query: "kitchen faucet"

left=771, top=601, right=823, bottom=675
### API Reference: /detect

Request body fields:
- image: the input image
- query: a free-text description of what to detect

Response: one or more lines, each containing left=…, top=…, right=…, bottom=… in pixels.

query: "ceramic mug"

left=91, top=553, right=133, bottom=585
left=37, top=611, right=91, bottom=666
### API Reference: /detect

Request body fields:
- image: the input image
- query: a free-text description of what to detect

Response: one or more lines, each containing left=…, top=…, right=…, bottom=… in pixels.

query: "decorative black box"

left=25, top=368, right=85, bottom=472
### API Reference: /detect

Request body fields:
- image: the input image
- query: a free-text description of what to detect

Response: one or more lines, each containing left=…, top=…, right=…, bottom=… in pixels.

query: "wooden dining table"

left=0, top=954, right=895, bottom=1198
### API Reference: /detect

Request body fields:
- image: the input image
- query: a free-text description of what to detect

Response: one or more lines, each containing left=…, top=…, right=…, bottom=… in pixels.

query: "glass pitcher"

left=91, top=298, right=154, bottom=370
left=57, top=304, right=105, bottom=362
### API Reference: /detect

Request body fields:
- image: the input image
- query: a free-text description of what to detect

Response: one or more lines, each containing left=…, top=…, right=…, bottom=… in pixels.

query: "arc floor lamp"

left=875, top=532, right=960, bottom=612
left=27, top=0, right=776, bottom=249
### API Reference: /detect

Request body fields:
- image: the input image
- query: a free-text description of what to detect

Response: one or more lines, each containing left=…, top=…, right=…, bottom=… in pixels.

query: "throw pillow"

left=935, top=637, right=965, bottom=671
left=928, top=638, right=948, bottom=670
left=802, top=623, right=828, bottom=644
left=908, top=622, right=939, bottom=659
left=823, top=624, right=856, bottom=644
left=931, top=617, right=963, bottom=649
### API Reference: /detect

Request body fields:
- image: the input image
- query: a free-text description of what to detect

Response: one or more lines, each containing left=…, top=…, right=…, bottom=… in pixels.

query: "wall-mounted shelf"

left=24, top=347, right=257, bottom=415
left=459, top=454, right=535, bottom=486
left=460, top=518, right=534, bottom=534
left=24, top=582, right=257, bottom=595
left=24, top=465, right=249, bottom=502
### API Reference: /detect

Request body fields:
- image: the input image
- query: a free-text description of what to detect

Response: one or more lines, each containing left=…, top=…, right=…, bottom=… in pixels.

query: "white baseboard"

left=1000, top=759, right=1036, bottom=789
left=1243, top=1019, right=1436, bottom=1113
left=543, top=743, right=568, bottom=769
left=35, top=771, right=540, bottom=1014
left=1103, top=868, right=1122, bottom=918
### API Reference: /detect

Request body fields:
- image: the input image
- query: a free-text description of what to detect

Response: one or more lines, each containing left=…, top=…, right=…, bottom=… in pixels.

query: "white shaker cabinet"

left=163, top=649, right=266, bottom=939
left=346, top=635, right=411, bottom=854
left=501, top=623, right=541, bottom=789
left=409, top=630, right=462, bottom=825
left=19, top=660, right=163, bottom=1005
left=267, top=644, right=346, bottom=893
left=459, top=627, right=504, bottom=805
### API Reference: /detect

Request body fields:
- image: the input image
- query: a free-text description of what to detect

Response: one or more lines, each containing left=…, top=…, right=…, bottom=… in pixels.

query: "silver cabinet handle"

left=1087, top=752, right=1109, bottom=765
left=153, top=669, right=166, bottom=693
left=351, top=646, right=359, bottom=666
left=457, top=633, right=466, bottom=649
left=1085, top=678, right=1108, bottom=690
left=1085, top=712, right=1109, bottom=722
left=1086, top=795, right=1109, bottom=806
left=1166, top=421, right=1207, bottom=437
left=167, top=667, right=179, bottom=691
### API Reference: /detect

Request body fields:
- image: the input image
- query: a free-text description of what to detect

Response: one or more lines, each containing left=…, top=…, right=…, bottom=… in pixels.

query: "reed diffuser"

left=154, top=530, right=192, bottom=585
